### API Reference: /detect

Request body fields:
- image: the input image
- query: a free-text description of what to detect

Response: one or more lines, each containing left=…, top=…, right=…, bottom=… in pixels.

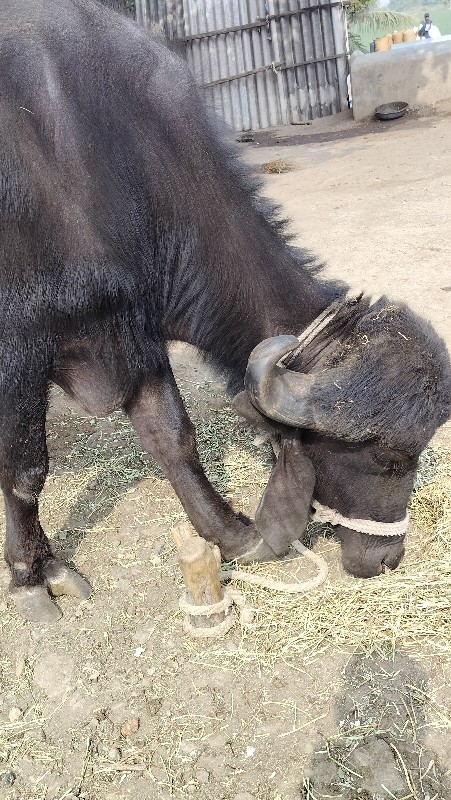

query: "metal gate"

left=135, top=0, right=349, bottom=130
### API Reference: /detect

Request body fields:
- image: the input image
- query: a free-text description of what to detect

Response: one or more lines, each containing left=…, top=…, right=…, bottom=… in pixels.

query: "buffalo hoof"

left=235, top=537, right=279, bottom=565
left=44, top=560, right=92, bottom=600
left=10, top=585, right=63, bottom=624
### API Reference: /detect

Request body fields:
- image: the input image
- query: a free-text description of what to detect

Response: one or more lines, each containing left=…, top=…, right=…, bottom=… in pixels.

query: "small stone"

left=107, top=703, right=128, bottom=725
left=195, top=768, right=209, bottom=784
left=33, top=652, right=75, bottom=698
left=150, top=765, right=168, bottom=783
left=27, top=728, right=46, bottom=743
left=209, top=395, right=227, bottom=411
left=8, top=707, right=22, bottom=723
left=145, top=697, right=162, bottom=716
left=349, top=738, right=407, bottom=795
left=2, top=772, right=16, bottom=787
left=308, top=756, right=337, bottom=790
left=240, top=608, right=255, bottom=625
left=88, top=671, right=100, bottom=682
left=180, top=767, right=194, bottom=785
left=179, top=740, right=199, bottom=758
left=108, top=747, right=122, bottom=762
left=206, top=732, right=230, bottom=751
left=15, top=658, right=26, bottom=678
left=120, top=717, right=139, bottom=737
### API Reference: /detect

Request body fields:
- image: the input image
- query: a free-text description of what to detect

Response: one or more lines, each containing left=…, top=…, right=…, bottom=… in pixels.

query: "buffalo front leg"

left=125, top=373, right=277, bottom=562
left=1, top=393, right=90, bottom=623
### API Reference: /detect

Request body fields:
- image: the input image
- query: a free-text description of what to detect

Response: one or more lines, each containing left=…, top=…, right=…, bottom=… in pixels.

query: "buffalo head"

left=236, top=297, right=451, bottom=578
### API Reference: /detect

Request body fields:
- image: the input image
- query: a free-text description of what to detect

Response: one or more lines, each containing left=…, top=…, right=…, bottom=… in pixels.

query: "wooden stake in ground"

left=172, top=524, right=225, bottom=629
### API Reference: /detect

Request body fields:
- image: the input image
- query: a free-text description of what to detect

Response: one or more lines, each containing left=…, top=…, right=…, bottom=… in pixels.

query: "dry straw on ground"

left=194, top=440, right=451, bottom=672
left=3, top=381, right=451, bottom=674
left=0, top=381, right=450, bottom=799
left=262, top=158, right=298, bottom=174
left=39, top=382, right=451, bottom=673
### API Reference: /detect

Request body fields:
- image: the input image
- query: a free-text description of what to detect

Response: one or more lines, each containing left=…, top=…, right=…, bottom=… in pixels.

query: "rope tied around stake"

left=178, top=586, right=246, bottom=638
left=173, top=525, right=329, bottom=639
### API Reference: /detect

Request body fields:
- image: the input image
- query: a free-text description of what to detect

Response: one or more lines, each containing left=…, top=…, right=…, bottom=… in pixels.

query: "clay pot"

left=392, top=30, right=404, bottom=44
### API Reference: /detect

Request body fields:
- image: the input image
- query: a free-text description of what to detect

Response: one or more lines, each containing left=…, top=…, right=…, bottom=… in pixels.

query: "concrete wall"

left=350, top=38, right=451, bottom=121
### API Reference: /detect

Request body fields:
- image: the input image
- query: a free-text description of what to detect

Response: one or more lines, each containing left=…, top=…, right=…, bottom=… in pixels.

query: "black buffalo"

left=1, top=0, right=450, bottom=623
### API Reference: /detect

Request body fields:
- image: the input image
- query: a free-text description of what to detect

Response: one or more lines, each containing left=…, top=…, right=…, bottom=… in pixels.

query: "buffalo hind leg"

left=1, top=387, right=90, bottom=623
left=125, top=371, right=277, bottom=562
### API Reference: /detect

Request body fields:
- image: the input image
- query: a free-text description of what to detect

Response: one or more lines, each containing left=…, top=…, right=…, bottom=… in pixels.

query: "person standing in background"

left=418, top=12, right=441, bottom=39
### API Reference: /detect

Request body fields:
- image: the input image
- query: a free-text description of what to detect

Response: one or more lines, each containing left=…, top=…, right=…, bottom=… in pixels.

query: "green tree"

left=347, top=1, right=418, bottom=51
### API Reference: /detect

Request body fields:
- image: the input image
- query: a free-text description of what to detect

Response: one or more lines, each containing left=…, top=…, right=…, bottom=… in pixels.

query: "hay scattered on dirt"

left=262, top=158, right=298, bottom=174
left=189, top=434, right=451, bottom=673
left=8, top=381, right=451, bottom=675
left=0, top=378, right=450, bottom=800
left=40, top=385, right=451, bottom=673
left=41, top=383, right=273, bottom=543
left=303, top=652, right=449, bottom=799
left=410, top=447, right=450, bottom=537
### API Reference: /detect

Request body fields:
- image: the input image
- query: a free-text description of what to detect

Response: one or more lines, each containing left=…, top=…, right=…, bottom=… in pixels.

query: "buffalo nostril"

left=342, top=557, right=383, bottom=579
left=382, top=548, right=405, bottom=571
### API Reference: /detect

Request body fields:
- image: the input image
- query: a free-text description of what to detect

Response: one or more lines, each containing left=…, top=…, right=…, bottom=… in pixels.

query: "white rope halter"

left=311, top=499, right=409, bottom=537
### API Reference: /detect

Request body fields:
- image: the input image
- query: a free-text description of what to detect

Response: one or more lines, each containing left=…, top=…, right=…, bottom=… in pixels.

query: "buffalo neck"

left=162, top=206, right=343, bottom=391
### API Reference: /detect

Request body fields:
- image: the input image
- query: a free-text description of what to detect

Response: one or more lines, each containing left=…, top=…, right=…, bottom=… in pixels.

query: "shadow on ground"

left=301, top=651, right=450, bottom=799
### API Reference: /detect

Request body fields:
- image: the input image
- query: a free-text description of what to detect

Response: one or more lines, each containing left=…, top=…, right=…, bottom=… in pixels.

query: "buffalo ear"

left=255, top=436, right=316, bottom=556
left=232, top=391, right=278, bottom=433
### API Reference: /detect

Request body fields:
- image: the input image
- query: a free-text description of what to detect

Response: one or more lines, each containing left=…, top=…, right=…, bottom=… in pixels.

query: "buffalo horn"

left=245, top=336, right=318, bottom=428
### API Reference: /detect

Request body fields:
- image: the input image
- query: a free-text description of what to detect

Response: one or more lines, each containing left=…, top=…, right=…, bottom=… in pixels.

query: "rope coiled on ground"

left=179, top=540, right=329, bottom=638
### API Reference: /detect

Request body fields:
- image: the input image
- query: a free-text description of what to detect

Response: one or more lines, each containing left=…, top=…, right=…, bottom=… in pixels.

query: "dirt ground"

left=0, top=104, right=450, bottom=800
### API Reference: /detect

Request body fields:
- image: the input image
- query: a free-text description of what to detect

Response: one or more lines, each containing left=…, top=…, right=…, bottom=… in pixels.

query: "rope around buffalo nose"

left=179, top=540, right=329, bottom=638
left=311, top=500, right=409, bottom=537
